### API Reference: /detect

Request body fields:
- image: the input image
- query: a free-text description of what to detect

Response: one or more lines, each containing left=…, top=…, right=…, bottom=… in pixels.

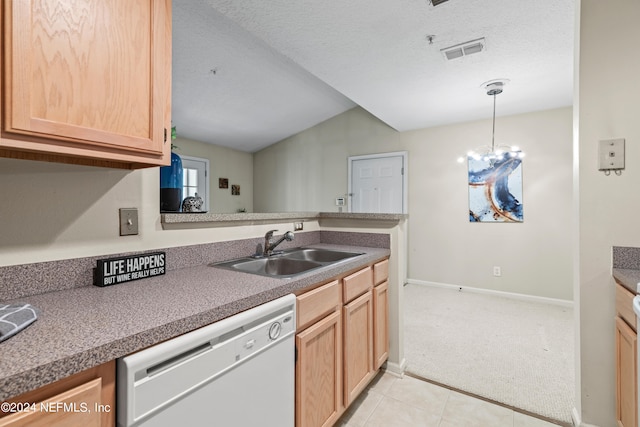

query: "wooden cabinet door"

left=2, top=0, right=170, bottom=163
left=373, top=280, right=389, bottom=370
left=296, top=310, right=342, bottom=427
left=0, top=361, right=114, bottom=427
left=616, top=316, right=638, bottom=427
left=343, top=291, right=373, bottom=407
left=0, top=379, right=103, bottom=427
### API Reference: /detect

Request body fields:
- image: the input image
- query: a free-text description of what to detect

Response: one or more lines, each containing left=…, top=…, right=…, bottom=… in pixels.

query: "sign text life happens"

left=94, top=252, right=166, bottom=286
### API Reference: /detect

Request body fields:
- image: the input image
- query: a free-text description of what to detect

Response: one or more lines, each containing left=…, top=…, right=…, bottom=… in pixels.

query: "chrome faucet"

left=263, top=229, right=294, bottom=256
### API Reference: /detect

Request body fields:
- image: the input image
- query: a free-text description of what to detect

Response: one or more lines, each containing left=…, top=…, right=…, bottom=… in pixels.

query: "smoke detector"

left=441, top=38, right=486, bottom=61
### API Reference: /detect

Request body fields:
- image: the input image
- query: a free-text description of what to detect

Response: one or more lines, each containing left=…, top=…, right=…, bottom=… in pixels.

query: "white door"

left=349, top=152, right=406, bottom=213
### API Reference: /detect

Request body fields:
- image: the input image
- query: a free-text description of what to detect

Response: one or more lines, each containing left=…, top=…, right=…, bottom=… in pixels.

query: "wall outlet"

left=119, top=208, right=139, bottom=236
left=293, top=222, right=303, bottom=231
left=493, top=266, right=501, bottom=277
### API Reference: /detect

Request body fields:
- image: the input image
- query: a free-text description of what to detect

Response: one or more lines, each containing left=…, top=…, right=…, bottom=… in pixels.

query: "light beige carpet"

left=403, top=284, right=575, bottom=425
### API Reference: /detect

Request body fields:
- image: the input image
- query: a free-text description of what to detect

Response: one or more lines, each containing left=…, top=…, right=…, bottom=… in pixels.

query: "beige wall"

left=0, top=157, right=299, bottom=267
left=255, top=106, right=574, bottom=301
left=254, top=108, right=402, bottom=212
left=176, top=137, right=253, bottom=213
left=577, top=0, right=640, bottom=425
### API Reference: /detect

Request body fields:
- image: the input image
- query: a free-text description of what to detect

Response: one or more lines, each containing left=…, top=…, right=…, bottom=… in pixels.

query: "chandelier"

left=459, top=79, right=525, bottom=166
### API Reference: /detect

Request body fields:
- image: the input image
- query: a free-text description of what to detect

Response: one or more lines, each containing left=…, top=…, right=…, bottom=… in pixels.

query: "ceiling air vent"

left=441, top=38, right=486, bottom=61
left=430, top=0, right=450, bottom=6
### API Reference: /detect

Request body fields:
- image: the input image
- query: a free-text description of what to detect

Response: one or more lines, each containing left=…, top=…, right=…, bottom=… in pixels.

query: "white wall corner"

left=384, top=358, right=407, bottom=378
left=571, top=407, right=602, bottom=427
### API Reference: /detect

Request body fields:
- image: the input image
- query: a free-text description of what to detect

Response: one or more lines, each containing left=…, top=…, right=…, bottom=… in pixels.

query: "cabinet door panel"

left=616, top=316, right=638, bottom=427
left=343, top=291, right=373, bottom=407
left=373, top=281, right=389, bottom=370
left=4, top=0, right=167, bottom=155
left=296, top=311, right=342, bottom=427
left=0, top=378, right=102, bottom=427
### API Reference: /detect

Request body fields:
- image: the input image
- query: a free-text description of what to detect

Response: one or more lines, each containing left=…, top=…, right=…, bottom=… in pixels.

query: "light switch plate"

left=598, top=138, right=625, bottom=170
left=119, top=208, right=139, bottom=236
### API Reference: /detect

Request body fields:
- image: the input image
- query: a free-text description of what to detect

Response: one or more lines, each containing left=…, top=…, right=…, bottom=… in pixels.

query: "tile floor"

left=336, top=372, right=563, bottom=427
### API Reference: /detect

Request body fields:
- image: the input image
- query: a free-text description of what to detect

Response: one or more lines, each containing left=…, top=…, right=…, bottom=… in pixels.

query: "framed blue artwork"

left=468, top=154, right=523, bottom=222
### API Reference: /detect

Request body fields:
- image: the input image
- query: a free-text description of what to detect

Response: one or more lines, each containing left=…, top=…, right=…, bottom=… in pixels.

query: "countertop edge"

left=161, top=211, right=408, bottom=228
left=613, top=267, right=640, bottom=294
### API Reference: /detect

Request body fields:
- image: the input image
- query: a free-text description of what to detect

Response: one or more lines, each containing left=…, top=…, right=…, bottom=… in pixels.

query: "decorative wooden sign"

left=94, top=252, right=166, bottom=287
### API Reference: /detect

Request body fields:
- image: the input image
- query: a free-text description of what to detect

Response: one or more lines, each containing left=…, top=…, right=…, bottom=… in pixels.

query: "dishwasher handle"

left=146, top=341, right=213, bottom=378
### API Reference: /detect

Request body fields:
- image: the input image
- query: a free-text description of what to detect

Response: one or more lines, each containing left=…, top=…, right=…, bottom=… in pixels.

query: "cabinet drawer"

left=373, top=259, right=389, bottom=285
left=343, top=267, right=373, bottom=304
left=616, top=282, right=637, bottom=332
left=297, top=280, right=341, bottom=331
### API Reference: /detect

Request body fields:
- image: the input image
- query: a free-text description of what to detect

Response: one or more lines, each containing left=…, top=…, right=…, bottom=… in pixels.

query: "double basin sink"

left=211, top=247, right=364, bottom=278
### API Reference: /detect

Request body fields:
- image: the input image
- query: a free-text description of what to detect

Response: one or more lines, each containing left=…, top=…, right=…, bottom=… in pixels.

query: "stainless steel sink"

left=211, top=247, right=364, bottom=278
left=281, top=248, right=363, bottom=263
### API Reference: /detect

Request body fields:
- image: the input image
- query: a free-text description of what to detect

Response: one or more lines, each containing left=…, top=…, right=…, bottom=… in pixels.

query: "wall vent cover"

left=441, top=38, right=486, bottom=60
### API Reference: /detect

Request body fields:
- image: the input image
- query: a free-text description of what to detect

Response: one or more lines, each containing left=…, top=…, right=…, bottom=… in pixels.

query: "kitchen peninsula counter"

left=0, top=243, right=390, bottom=401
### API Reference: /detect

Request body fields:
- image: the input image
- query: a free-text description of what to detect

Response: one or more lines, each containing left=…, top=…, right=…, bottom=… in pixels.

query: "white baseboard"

left=571, top=407, right=601, bottom=427
left=384, top=358, right=407, bottom=378
left=571, top=407, right=580, bottom=426
left=406, top=279, right=574, bottom=308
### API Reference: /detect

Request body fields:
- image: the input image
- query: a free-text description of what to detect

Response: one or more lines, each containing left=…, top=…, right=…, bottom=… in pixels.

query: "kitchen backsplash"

left=0, top=231, right=390, bottom=301
left=612, top=246, right=640, bottom=269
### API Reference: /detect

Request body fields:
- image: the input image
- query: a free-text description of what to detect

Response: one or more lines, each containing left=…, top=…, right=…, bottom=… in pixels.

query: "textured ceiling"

left=172, top=0, right=574, bottom=152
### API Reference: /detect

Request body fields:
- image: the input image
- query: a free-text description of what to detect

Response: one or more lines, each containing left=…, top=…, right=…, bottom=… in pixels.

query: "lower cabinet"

left=296, top=310, right=342, bottom=427
left=615, top=281, right=638, bottom=427
left=373, top=280, right=389, bottom=370
left=295, top=258, right=389, bottom=427
left=343, top=291, right=374, bottom=407
left=616, top=317, right=637, bottom=427
left=0, top=361, right=115, bottom=427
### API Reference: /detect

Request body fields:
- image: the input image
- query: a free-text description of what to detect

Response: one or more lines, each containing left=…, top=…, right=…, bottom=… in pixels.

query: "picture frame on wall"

left=468, top=155, right=523, bottom=222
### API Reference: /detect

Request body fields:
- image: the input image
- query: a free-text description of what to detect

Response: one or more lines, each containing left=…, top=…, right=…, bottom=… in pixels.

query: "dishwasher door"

left=117, top=294, right=296, bottom=427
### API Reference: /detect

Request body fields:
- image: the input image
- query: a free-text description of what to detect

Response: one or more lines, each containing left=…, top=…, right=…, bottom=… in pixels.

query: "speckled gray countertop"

left=613, top=246, right=640, bottom=294
left=613, top=269, right=640, bottom=294
left=0, top=243, right=389, bottom=401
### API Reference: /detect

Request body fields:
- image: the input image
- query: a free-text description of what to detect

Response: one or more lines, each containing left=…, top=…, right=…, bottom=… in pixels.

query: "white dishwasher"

left=117, top=294, right=296, bottom=427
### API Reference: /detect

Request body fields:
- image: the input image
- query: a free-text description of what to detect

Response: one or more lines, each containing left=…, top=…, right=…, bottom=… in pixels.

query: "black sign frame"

left=94, top=252, right=166, bottom=287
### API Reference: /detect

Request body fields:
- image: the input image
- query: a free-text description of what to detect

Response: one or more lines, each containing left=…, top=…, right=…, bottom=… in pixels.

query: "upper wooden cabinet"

left=0, top=0, right=171, bottom=168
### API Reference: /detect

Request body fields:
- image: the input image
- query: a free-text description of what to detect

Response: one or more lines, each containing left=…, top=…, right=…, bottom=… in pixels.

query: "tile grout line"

left=435, top=387, right=452, bottom=427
